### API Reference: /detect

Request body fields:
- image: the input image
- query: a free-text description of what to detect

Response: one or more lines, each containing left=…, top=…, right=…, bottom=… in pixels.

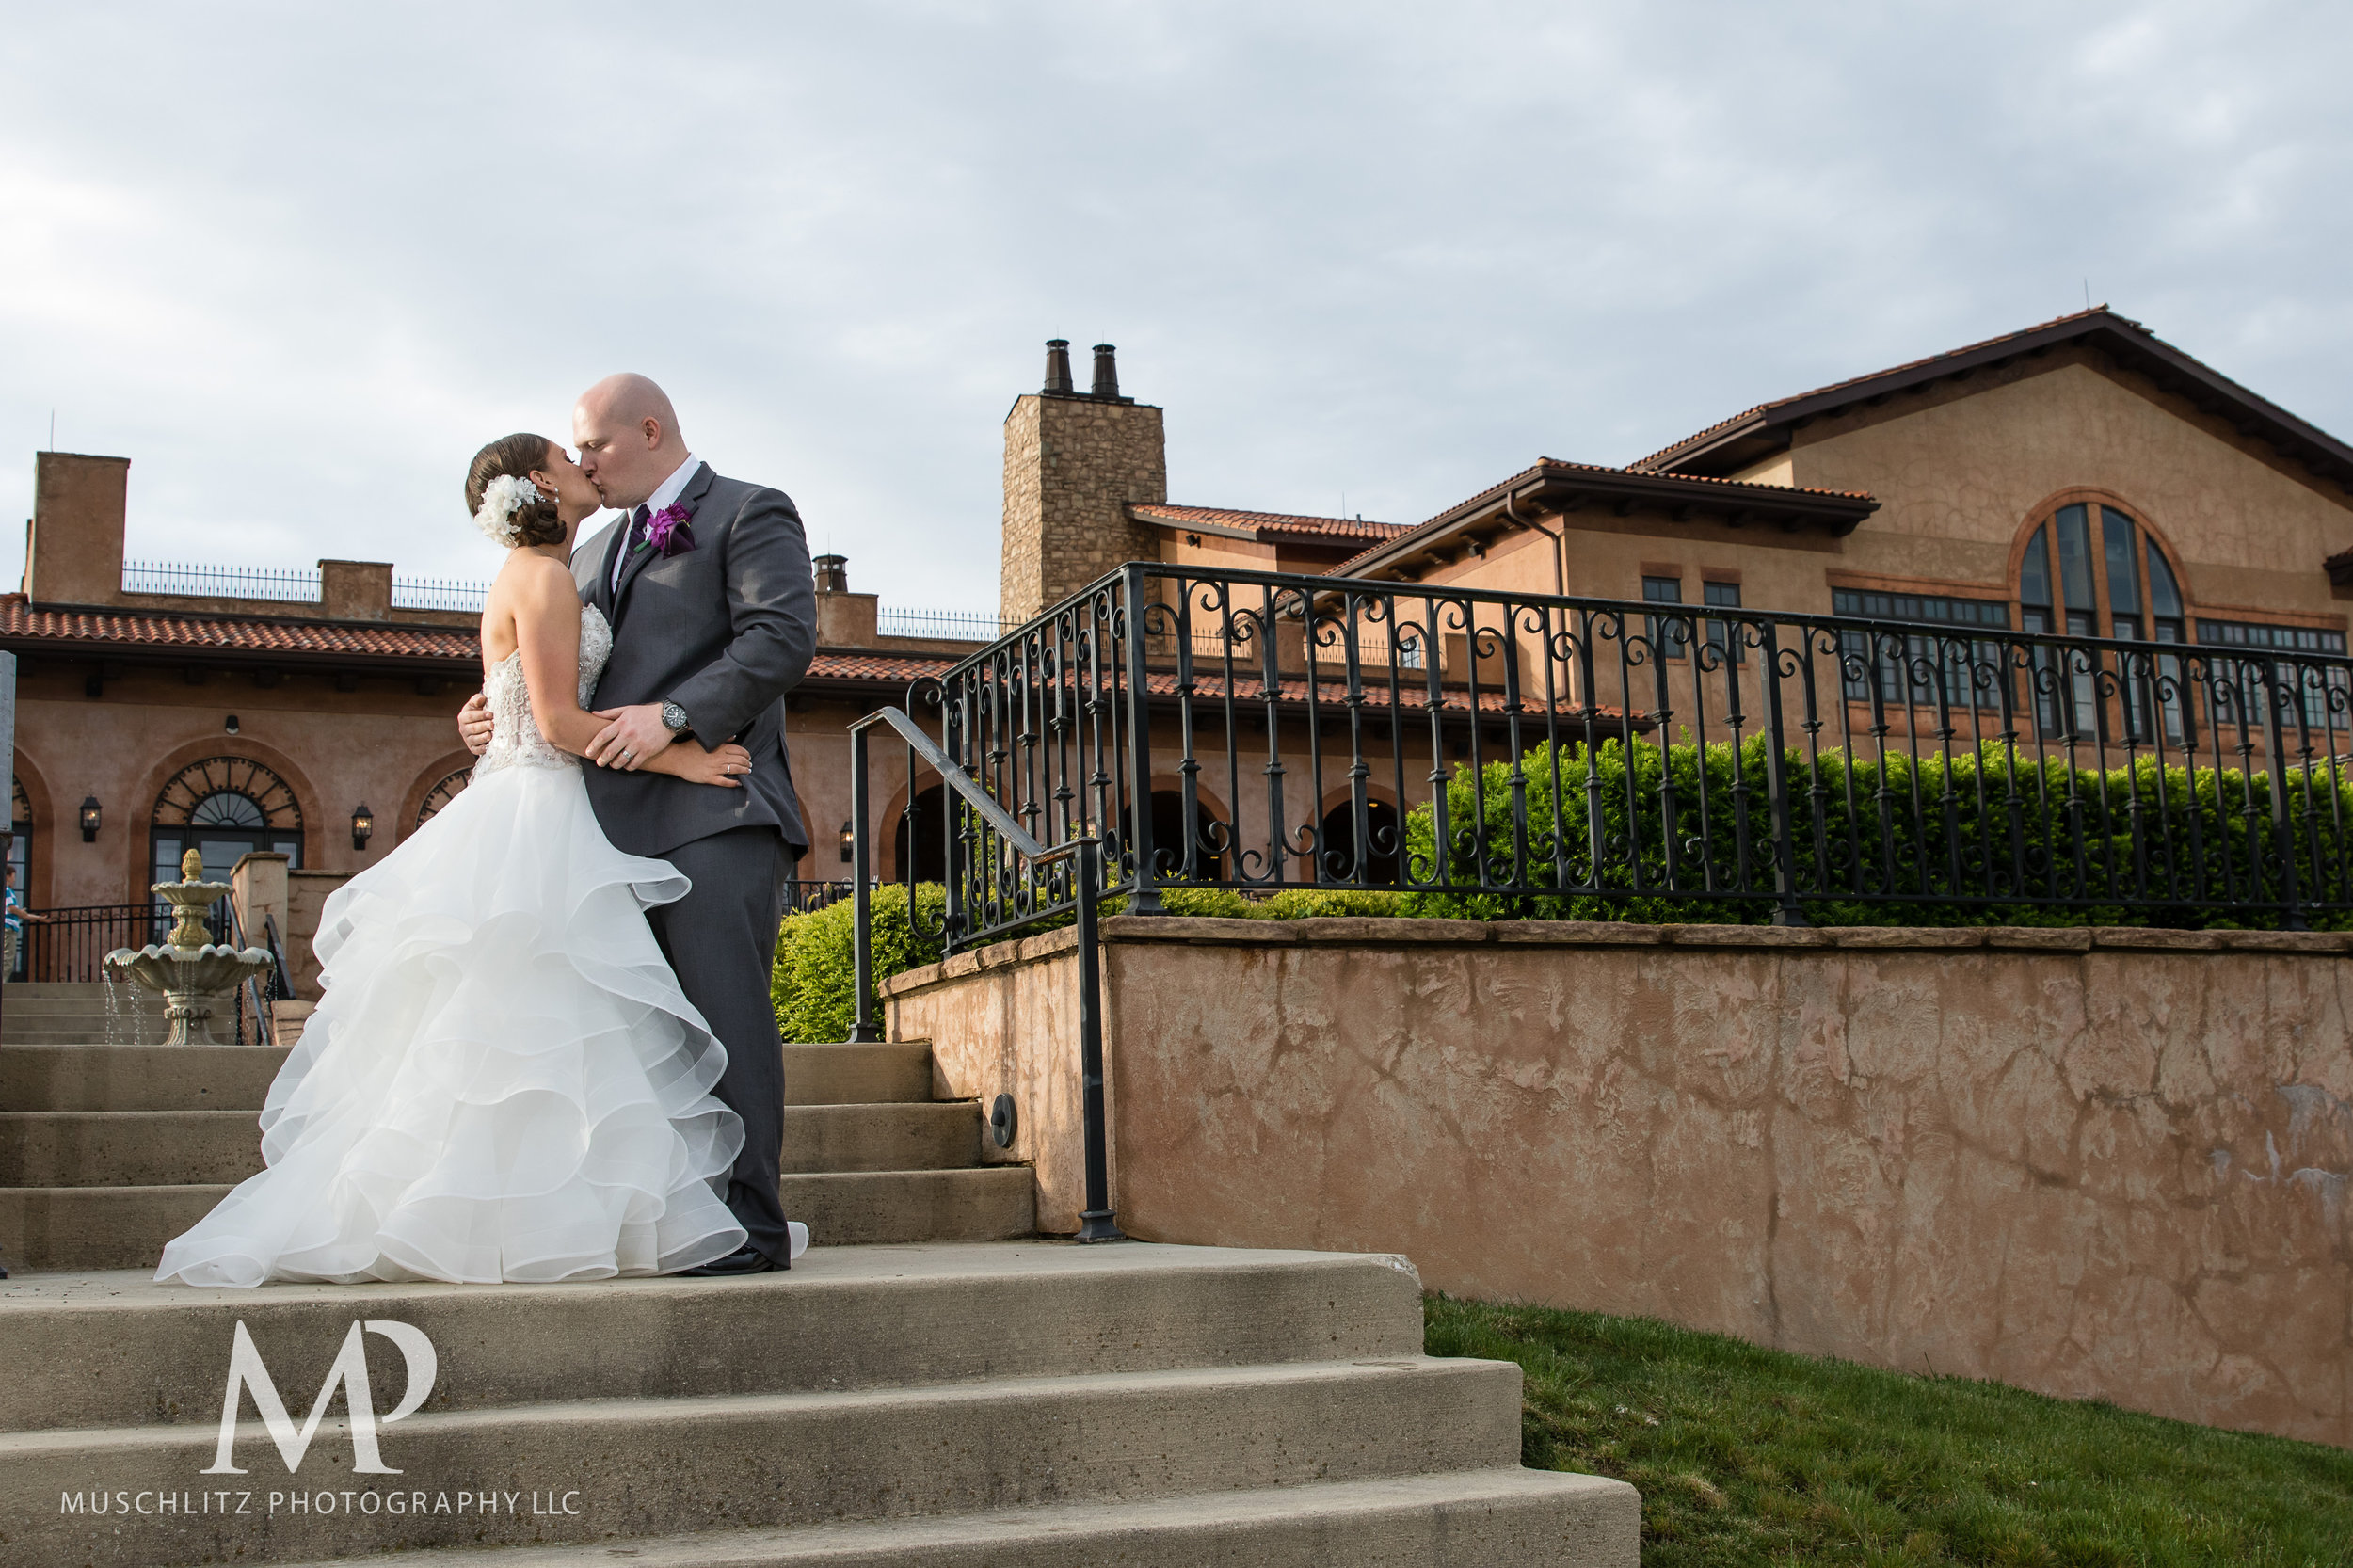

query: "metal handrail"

left=848, top=702, right=1118, bottom=1243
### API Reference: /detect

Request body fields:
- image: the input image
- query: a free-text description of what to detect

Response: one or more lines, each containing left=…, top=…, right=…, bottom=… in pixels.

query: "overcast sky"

left=2, top=3, right=2346, bottom=611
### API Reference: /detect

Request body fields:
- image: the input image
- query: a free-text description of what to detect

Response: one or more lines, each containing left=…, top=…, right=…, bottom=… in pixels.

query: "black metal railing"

left=848, top=704, right=1118, bottom=1242
left=783, top=879, right=863, bottom=915
left=875, top=561, right=2353, bottom=938
left=13, top=903, right=230, bottom=984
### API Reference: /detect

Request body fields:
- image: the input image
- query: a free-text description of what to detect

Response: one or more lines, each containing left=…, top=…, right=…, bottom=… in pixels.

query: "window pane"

left=1703, top=582, right=1742, bottom=664
left=2102, top=508, right=2141, bottom=619
left=1641, top=575, right=1686, bottom=654
left=2020, top=526, right=2053, bottom=607
left=2055, top=504, right=2095, bottom=612
left=2146, top=538, right=2182, bottom=617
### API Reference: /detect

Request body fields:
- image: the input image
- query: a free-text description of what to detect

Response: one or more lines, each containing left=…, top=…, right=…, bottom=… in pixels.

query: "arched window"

left=2018, top=502, right=2185, bottom=743
left=415, top=767, right=472, bottom=827
left=152, top=756, right=303, bottom=887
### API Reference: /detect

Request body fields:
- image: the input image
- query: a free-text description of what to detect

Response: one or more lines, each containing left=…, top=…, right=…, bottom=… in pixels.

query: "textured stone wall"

left=999, top=393, right=1166, bottom=628
left=885, top=918, right=2353, bottom=1447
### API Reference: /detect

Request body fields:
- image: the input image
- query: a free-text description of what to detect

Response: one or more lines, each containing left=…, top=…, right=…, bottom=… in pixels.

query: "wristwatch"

left=660, top=701, right=691, bottom=736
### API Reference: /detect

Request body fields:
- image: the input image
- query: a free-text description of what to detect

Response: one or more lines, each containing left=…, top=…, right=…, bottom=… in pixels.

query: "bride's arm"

left=511, top=560, right=749, bottom=787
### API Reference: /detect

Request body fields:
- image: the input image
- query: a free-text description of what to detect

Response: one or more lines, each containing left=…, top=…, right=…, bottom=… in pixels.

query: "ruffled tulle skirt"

left=155, top=760, right=755, bottom=1287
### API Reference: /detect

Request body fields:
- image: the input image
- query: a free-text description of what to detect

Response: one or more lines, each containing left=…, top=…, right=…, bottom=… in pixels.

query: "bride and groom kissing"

left=155, top=375, right=818, bottom=1288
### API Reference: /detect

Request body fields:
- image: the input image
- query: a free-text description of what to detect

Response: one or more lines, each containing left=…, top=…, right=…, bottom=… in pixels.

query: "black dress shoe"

left=679, top=1244, right=783, bottom=1277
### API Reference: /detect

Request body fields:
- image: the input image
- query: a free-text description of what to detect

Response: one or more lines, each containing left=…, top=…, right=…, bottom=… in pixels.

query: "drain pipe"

left=1498, top=485, right=1565, bottom=597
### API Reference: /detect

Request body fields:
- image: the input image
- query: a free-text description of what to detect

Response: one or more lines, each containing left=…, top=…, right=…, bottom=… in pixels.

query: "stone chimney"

left=25, top=452, right=130, bottom=605
left=812, top=552, right=878, bottom=646
left=1000, top=340, right=1165, bottom=628
left=318, top=559, right=392, bottom=620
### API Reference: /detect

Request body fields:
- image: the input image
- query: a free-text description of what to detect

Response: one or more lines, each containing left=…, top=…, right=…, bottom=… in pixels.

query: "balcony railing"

left=857, top=561, right=2353, bottom=949
left=876, top=608, right=1003, bottom=642
left=121, top=562, right=490, bottom=614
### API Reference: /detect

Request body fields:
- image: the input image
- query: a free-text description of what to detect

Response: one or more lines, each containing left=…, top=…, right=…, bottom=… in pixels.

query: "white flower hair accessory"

left=475, top=473, right=549, bottom=546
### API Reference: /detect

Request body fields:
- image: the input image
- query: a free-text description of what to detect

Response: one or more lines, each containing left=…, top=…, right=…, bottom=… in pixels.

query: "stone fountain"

left=104, top=849, right=275, bottom=1046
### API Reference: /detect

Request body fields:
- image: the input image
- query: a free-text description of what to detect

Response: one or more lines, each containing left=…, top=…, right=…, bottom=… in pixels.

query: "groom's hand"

left=585, top=704, right=677, bottom=771
left=457, top=693, right=494, bottom=756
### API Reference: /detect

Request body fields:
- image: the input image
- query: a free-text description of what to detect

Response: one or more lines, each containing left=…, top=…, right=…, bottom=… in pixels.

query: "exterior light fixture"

left=352, top=805, right=374, bottom=852
left=839, top=819, right=855, bottom=864
left=79, top=796, right=102, bottom=841
left=224, top=714, right=239, bottom=735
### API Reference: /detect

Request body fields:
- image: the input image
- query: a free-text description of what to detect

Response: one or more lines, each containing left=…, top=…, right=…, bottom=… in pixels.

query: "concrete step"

left=0, top=1182, right=230, bottom=1271
left=8, top=1356, right=1524, bottom=1568
left=268, top=1470, right=1641, bottom=1568
left=779, top=1102, right=980, bottom=1173
left=0, top=1043, right=287, bottom=1112
left=783, top=1041, right=935, bottom=1105
left=0, top=1110, right=261, bottom=1186
left=0, top=1165, right=1038, bottom=1272
left=0, top=1242, right=1427, bottom=1433
left=781, top=1166, right=1034, bottom=1244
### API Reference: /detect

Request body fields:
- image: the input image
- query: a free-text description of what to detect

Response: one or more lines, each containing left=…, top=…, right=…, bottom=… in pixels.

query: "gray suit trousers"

left=647, top=826, right=796, bottom=1265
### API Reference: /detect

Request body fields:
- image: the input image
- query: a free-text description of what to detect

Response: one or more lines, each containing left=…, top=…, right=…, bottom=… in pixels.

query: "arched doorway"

left=1317, top=798, right=1401, bottom=885
left=1146, top=789, right=1225, bottom=882
left=894, top=783, right=948, bottom=884
left=8, top=775, right=29, bottom=901
left=151, top=756, right=304, bottom=887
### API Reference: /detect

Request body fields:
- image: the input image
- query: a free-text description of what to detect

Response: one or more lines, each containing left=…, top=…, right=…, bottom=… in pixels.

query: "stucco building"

left=13, top=310, right=2352, bottom=971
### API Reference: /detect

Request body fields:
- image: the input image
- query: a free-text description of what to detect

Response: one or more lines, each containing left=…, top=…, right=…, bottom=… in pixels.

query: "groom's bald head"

left=573, top=374, right=690, bottom=509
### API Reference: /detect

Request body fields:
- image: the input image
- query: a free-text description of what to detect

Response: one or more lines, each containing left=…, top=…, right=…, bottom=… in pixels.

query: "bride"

left=155, top=434, right=770, bottom=1287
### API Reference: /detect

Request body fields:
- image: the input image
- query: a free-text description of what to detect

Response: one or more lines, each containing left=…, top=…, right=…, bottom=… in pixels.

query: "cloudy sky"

left=2, top=2, right=2346, bottom=611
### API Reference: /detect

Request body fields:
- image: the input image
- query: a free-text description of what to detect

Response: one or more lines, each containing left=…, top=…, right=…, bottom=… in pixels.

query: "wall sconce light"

left=839, top=819, right=855, bottom=864
left=79, top=796, right=102, bottom=842
left=224, top=713, right=240, bottom=735
left=352, top=805, right=374, bottom=853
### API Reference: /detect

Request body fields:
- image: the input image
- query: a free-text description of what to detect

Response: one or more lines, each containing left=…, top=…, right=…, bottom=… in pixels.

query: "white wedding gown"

left=156, top=603, right=783, bottom=1287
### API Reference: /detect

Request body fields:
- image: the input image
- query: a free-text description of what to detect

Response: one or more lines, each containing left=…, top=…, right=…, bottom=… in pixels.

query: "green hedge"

left=770, top=883, right=1403, bottom=1043
left=1399, top=734, right=2353, bottom=930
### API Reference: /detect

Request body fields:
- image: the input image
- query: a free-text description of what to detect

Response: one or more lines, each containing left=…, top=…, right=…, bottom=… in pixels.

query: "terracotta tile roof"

left=1129, top=504, right=1408, bottom=543
left=1631, top=307, right=2353, bottom=488
left=1326, top=457, right=1879, bottom=579
left=0, top=597, right=480, bottom=663
left=805, top=649, right=957, bottom=682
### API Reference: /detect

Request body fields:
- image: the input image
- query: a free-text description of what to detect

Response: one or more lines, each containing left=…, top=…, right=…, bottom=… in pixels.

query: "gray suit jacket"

left=570, top=462, right=815, bottom=859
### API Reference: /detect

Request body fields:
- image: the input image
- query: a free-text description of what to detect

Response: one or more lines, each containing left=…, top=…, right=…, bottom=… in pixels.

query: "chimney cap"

left=1042, top=339, right=1076, bottom=395
left=1089, top=343, right=1121, bottom=401
left=812, top=553, right=850, bottom=594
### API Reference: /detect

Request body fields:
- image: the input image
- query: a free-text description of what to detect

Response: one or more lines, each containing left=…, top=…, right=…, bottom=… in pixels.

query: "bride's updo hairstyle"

left=464, top=433, right=567, bottom=548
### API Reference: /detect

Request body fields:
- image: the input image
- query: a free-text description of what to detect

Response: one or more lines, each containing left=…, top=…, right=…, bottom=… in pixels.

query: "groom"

left=459, top=373, right=815, bottom=1274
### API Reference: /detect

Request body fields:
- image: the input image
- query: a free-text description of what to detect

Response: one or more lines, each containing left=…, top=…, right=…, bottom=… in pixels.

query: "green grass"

left=1426, top=1295, right=2353, bottom=1566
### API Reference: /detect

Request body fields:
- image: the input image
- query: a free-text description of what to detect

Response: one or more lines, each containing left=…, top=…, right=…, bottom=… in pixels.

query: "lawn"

left=1425, top=1295, right=2353, bottom=1566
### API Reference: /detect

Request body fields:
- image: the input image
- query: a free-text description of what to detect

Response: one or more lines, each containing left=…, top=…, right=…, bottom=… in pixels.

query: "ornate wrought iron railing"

left=872, top=561, right=2353, bottom=942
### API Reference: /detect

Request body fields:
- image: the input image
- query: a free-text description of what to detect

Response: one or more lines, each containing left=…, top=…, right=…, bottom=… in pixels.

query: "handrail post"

left=1119, top=564, right=1162, bottom=914
left=847, top=719, right=884, bottom=1042
left=1074, top=836, right=1122, bottom=1241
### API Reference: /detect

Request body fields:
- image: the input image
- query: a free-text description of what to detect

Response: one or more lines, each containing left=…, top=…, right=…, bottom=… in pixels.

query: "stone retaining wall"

left=883, top=918, right=2353, bottom=1447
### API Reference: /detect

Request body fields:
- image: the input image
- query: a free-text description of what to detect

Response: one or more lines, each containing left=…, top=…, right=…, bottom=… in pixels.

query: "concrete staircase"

left=0, top=983, right=1640, bottom=1566
left=0, top=984, right=1034, bottom=1272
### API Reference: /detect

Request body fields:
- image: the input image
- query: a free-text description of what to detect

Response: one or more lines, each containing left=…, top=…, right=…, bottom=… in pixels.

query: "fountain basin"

left=104, top=944, right=275, bottom=1046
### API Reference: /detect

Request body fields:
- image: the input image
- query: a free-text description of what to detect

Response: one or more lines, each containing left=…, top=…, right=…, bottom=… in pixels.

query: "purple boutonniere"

left=646, top=503, right=695, bottom=557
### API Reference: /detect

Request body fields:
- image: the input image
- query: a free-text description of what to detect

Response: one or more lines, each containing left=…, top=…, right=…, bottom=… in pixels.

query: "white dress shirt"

left=610, top=454, right=702, bottom=594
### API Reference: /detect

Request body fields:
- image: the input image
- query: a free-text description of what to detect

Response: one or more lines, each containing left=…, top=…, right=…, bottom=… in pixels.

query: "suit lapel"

left=586, top=516, right=628, bottom=617
left=613, top=462, right=713, bottom=619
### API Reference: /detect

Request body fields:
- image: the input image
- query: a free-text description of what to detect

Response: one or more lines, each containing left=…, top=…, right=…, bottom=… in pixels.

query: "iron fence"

left=783, top=879, right=862, bottom=914
left=873, top=561, right=2353, bottom=947
left=390, top=576, right=492, bottom=613
left=123, top=562, right=321, bottom=603
left=11, top=903, right=229, bottom=983
left=877, top=608, right=1003, bottom=642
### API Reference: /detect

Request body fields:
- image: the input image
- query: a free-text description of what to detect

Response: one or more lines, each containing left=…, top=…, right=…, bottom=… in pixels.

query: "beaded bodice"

left=475, top=603, right=612, bottom=777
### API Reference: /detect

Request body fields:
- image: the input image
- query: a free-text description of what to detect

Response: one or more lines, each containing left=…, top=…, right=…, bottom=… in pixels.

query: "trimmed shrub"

left=1399, top=734, right=2353, bottom=929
